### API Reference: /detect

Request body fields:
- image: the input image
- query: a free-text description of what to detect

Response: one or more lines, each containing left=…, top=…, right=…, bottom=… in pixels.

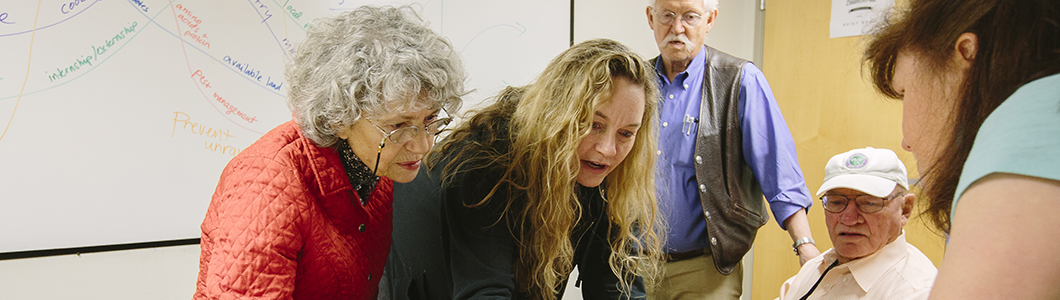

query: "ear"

left=336, top=124, right=351, bottom=140
left=703, top=8, right=718, bottom=34
left=901, top=192, right=916, bottom=219
left=953, top=32, right=978, bottom=69
left=646, top=6, right=655, bottom=30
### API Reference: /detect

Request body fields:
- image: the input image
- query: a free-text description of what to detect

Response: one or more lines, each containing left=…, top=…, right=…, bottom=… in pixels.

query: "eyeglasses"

left=367, top=117, right=452, bottom=145
left=820, top=191, right=902, bottom=214
left=365, top=116, right=452, bottom=175
left=652, top=9, right=704, bottom=27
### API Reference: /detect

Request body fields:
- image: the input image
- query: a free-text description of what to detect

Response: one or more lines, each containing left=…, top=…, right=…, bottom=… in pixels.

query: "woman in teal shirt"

left=864, top=0, right=1060, bottom=299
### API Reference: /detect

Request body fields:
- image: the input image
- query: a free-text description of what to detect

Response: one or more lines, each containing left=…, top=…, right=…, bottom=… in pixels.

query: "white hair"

left=285, top=5, right=467, bottom=147
left=648, top=0, right=718, bottom=12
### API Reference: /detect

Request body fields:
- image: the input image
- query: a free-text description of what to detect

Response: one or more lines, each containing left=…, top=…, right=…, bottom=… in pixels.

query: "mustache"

left=660, top=33, right=692, bottom=48
left=835, top=225, right=867, bottom=236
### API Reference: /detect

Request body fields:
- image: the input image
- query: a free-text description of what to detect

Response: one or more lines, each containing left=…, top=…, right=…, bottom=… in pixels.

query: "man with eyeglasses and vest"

left=645, top=0, right=819, bottom=299
left=777, top=147, right=937, bottom=299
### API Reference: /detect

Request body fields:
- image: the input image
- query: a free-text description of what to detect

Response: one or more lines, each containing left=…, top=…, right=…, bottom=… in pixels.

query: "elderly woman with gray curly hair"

left=193, top=5, right=466, bottom=300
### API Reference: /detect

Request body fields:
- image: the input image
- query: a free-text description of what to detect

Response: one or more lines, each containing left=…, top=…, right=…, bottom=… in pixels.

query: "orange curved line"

left=0, top=0, right=44, bottom=144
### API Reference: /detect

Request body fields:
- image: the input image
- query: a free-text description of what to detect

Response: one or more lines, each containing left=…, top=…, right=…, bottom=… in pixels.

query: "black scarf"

left=336, top=141, right=379, bottom=203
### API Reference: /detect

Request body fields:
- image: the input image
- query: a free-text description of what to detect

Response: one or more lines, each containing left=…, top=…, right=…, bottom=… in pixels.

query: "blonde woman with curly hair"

left=382, top=38, right=664, bottom=300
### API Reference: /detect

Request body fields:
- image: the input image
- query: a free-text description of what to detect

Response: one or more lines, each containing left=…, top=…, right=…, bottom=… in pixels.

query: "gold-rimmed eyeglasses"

left=365, top=116, right=452, bottom=175
left=820, top=191, right=902, bottom=214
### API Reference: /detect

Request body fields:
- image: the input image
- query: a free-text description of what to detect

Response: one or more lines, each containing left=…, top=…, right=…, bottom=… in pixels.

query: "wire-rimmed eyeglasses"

left=365, top=116, right=452, bottom=175
left=652, top=8, right=704, bottom=27
left=820, top=191, right=902, bottom=214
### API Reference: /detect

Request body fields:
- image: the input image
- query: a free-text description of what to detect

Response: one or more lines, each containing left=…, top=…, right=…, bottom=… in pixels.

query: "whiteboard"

left=0, top=0, right=569, bottom=253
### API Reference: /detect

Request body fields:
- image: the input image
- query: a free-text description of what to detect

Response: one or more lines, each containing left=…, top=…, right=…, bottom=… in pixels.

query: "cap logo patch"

left=845, top=153, right=868, bottom=169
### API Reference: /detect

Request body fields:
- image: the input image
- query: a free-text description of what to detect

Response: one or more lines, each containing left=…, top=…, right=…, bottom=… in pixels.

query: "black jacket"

left=383, top=116, right=643, bottom=300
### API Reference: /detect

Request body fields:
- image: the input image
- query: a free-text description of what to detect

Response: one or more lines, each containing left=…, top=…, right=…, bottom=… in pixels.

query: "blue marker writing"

left=253, top=0, right=272, bottom=23
left=0, top=12, right=14, bottom=24
left=61, top=0, right=90, bottom=15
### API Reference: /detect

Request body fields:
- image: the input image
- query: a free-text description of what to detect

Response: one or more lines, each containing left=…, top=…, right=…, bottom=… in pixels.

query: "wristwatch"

left=792, top=237, right=815, bottom=256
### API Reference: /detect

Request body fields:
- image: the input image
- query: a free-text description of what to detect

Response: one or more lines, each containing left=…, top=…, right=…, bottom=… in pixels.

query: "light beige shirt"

left=776, top=232, right=937, bottom=300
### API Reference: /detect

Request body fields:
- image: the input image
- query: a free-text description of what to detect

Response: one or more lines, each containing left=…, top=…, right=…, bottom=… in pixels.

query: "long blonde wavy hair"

left=435, top=38, right=665, bottom=299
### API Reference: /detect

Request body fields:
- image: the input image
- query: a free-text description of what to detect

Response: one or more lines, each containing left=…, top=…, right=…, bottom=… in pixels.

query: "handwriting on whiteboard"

left=176, top=4, right=210, bottom=49
left=172, top=111, right=243, bottom=156
left=46, top=22, right=138, bottom=82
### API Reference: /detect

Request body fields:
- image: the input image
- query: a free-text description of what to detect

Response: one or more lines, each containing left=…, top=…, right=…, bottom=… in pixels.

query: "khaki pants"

left=647, top=254, right=742, bottom=300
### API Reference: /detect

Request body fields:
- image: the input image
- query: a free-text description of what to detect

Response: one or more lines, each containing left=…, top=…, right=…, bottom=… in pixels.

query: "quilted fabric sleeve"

left=196, top=154, right=310, bottom=300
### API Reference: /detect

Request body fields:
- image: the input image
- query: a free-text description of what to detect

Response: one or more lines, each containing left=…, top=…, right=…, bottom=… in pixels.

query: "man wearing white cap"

left=776, top=147, right=937, bottom=300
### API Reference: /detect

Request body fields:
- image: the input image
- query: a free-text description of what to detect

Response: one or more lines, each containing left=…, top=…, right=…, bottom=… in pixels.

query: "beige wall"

left=750, top=0, right=945, bottom=299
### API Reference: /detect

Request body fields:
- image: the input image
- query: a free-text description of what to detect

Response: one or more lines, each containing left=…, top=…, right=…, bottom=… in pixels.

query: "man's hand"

left=783, top=209, right=819, bottom=266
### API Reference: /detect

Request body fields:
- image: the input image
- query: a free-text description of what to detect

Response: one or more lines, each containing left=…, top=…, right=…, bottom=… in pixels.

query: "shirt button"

left=710, top=237, right=717, bottom=245
left=358, top=224, right=366, bottom=232
left=668, top=94, right=674, bottom=99
left=699, top=184, right=706, bottom=193
left=695, top=155, right=703, bottom=164
left=662, top=122, right=668, bottom=127
left=704, top=211, right=711, bottom=219
left=683, top=84, right=689, bottom=89
left=368, top=273, right=373, bottom=281
left=656, top=150, right=662, bottom=155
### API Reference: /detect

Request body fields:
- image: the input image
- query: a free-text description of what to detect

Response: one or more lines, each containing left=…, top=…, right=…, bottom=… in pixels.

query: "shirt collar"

left=654, top=45, right=708, bottom=85
left=842, top=231, right=910, bottom=292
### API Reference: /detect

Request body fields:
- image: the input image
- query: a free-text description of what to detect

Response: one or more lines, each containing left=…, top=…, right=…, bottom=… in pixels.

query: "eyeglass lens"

left=385, top=118, right=452, bottom=144
left=821, top=195, right=888, bottom=213
left=656, top=11, right=702, bottom=26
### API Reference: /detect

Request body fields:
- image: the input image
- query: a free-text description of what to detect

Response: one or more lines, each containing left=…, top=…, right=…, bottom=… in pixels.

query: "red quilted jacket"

left=194, top=121, right=394, bottom=300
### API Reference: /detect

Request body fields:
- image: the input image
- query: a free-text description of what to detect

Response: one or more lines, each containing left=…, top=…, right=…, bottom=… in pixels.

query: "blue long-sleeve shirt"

left=655, top=46, right=812, bottom=253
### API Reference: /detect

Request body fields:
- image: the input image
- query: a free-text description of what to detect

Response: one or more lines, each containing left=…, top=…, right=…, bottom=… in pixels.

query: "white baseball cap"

left=816, top=147, right=908, bottom=198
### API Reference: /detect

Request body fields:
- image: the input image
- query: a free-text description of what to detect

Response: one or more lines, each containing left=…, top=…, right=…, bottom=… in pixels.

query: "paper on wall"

left=830, top=0, right=894, bottom=38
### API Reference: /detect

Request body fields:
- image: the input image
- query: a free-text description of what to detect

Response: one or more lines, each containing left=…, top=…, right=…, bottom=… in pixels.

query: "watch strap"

left=792, top=237, right=815, bottom=255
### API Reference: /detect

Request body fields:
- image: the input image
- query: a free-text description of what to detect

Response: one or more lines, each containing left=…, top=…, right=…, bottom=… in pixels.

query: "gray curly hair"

left=285, top=5, right=467, bottom=147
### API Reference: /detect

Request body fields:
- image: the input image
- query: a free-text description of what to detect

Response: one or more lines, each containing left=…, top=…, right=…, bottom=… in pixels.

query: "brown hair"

left=865, top=0, right=1060, bottom=233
